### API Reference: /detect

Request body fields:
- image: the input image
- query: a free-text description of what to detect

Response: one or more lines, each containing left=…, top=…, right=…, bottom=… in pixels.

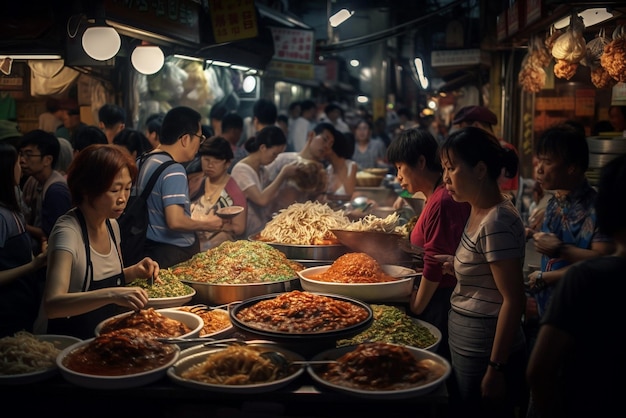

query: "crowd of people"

left=1, top=96, right=624, bottom=418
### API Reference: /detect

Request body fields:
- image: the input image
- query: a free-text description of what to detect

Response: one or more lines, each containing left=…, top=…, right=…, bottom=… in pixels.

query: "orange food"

left=311, top=252, right=398, bottom=284
left=99, top=308, right=191, bottom=338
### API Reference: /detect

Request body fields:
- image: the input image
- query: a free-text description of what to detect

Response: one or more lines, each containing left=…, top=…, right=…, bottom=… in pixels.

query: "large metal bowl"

left=183, top=277, right=301, bottom=305
left=248, top=234, right=348, bottom=260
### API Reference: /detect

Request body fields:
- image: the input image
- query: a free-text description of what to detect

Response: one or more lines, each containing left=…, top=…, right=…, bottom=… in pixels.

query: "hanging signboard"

left=266, top=26, right=315, bottom=80
left=208, top=0, right=258, bottom=43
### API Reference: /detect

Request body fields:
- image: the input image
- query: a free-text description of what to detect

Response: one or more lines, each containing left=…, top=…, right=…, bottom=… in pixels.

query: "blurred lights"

left=242, top=75, right=257, bottom=93
left=82, top=25, right=120, bottom=61
left=357, top=96, right=369, bottom=104
left=329, top=9, right=354, bottom=27
left=350, top=59, right=360, bottom=67
left=131, top=44, right=164, bottom=75
left=414, top=58, right=429, bottom=89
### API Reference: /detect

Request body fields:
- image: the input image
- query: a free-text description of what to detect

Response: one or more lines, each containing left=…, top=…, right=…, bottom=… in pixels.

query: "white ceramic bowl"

left=57, top=338, right=179, bottom=389
left=307, top=343, right=451, bottom=399
left=146, top=289, right=196, bottom=309
left=0, top=334, right=82, bottom=385
left=94, top=308, right=203, bottom=339
left=298, top=264, right=419, bottom=302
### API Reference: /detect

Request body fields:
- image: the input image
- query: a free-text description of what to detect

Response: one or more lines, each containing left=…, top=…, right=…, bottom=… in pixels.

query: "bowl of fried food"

left=307, top=342, right=450, bottom=399
left=57, top=328, right=179, bottom=389
left=298, top=252, right=419, bottom=302
left=94, top=308, right=203, bottom=339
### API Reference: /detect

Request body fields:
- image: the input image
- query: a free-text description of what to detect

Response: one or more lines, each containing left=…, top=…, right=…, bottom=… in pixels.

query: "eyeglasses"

left=18, top=151, right=43, bottom=158
left=191, top=133, right=207, bottom=145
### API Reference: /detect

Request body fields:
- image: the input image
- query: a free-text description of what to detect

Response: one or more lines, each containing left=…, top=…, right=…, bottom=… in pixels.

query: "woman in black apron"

left=0, top=143, right=47, bottom=338
left=44, top=145, right=159, bottom=340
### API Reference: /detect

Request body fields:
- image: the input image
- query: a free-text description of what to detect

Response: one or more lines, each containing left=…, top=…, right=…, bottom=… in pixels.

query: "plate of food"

left=297, top=252, right=419, bottom=302
left=127, top=274, right=196, bottom=309
left=94, top=308, right=203, bottom=339
left=307, top=342, right=450, bottom=399
left=336, top=304, right=441, bottom=352
left=168, top=342, right=305, bottom=393
left=229, top=290, right=373, bottom=351
left=215, top=206, right=244, bottom=219
left=0, top=332, right=82, bottom=385
left=57, top=328, right=179, bottom=389
left=174, top=306, right=233, bottom=339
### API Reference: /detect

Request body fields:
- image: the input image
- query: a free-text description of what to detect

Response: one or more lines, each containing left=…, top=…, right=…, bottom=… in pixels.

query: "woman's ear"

left=475, top=160, right=488, bottom=180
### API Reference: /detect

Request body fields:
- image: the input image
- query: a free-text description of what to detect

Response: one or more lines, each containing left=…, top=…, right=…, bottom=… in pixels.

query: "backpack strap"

left=136, top=153, right=177, bottom=199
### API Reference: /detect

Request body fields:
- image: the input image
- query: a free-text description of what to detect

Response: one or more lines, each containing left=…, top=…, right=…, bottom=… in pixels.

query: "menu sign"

left=269, top=27, right=315, bottom=64
left=209, top=0, right=258, bottom=43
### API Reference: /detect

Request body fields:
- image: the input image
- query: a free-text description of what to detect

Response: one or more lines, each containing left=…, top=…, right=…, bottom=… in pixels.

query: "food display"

left=308, top=253, right=398, bottom=283
left=176, top=306, right=232, bottom=337
left=0, top=331, right=62, bottom=375
left=97, top=308, right=192, bottom=338
left=317, top=342, right=447, bottom=391
left=601, top=25, right=626, bottom=83
left=168, top=240, right=303, bottom=284
left=337, top=305, right=439, bottom=350
left=234, top=290, right=370, bottom=333
left=61, top=328, right=177, bottom=376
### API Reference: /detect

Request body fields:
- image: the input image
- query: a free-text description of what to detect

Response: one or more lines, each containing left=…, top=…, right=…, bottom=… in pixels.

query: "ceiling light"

left=414, top=58, right=429, bottom=89
left=173, top=54, right=204, bottom=62
left=131, top=44, right=165, bottom=75
left=242, top=75, right=257, bottom=93
left=81, top=23, right=121, bottom=61
left=357, top=95, right=369, bottom=104
left=350, top=59, right=360, bottom=67
left=329, top=9, right=354, bottom=28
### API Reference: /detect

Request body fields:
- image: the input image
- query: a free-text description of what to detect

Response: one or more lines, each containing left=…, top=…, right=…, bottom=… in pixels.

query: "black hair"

left=73, top=125, right=107, bottom=152
left=160, top=106, right=202, bottom=145
left=112, top=128, right=152, bottom=157
left=441, top=126, right=518, bottom=181
left=198, top=136, right=234, bottom=160
left=253, top=98, right=277, bottom=125
left=244, top=125, right=287, bottom=153
left=145, top=113, right=165, bottom=135
left=221, top=113, right=244, bottom=132
left=0, top=142, right=20, bottom=212
left=209, top=104, right=229, bottom=121
left=535, top=124, right=589, bottom=172
left=98, top=104, right=126, bottom=127
left=300, top=99, right=316, bottom=112
left=387, top=128, right=442, bottom=173
left=18, top=129, right=61, bottom=169
left=277, top=114, right=288, bottom=124
left=596, top=153, right=626, bottom=236
left=331, top=130, right=354, bottom=160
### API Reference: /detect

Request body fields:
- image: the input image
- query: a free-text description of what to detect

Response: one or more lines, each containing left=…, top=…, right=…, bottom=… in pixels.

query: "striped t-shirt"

left=451, top=199, right=525, bottom=318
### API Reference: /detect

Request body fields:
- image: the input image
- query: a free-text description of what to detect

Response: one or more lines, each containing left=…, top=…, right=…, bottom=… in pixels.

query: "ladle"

left=260, top=351, right=337, bottom=369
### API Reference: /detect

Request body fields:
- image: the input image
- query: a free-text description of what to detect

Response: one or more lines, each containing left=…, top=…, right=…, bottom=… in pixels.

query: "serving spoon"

left=260, top=351, right=337, bottom=370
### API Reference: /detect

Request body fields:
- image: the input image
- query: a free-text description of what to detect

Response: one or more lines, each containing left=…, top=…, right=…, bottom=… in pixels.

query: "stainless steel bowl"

left=184, top=278, right=302, bottom=305
left=248, top=234, right=348, bottom=260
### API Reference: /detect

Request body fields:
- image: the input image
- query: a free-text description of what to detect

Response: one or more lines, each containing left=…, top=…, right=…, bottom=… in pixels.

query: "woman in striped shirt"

left=439, top=126, right=527, bottom=418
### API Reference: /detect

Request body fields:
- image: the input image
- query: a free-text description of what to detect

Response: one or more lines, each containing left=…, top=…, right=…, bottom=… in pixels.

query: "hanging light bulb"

left=81, top=23, right=121, bottom=61
left=131, top=43, right=165, bottom=75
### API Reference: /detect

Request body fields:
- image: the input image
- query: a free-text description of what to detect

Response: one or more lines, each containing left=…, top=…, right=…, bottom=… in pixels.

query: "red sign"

left=269, top=27, right=315, bottom=64
left=209, top=0, right=258, bottom=43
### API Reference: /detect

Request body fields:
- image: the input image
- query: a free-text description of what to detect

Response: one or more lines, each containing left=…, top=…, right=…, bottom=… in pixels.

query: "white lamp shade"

left=131, top=45, right=165, bottom=75
left=81, top=26, right=121, bottom=61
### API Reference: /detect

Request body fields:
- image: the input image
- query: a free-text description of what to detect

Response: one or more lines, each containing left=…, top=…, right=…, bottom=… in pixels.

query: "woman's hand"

left=434, top=254, right=455, bottom=276
left=532, top=232, right=562, bottom=257
left=134, top=257, right=160, bottom=282
left=114, top=287, right=149, bottom=311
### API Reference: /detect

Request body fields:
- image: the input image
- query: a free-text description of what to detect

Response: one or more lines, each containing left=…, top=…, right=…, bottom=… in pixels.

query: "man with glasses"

left=18, top=129, right=72, bottom=255
left=136, top=106, right=222, bottom=268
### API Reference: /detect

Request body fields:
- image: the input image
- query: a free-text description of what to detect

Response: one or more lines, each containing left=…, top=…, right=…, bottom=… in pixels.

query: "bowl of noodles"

left=297, top=253, right=419, bottom=302
left=167, top=342, right=305, bottom=393
left=0, top=332, right=82, bottom=385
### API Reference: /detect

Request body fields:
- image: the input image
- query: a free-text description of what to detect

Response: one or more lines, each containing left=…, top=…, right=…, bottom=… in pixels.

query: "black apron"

left=0, top=211, right=44, bottom=338
left=47, top=209, right=126, bottom=340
